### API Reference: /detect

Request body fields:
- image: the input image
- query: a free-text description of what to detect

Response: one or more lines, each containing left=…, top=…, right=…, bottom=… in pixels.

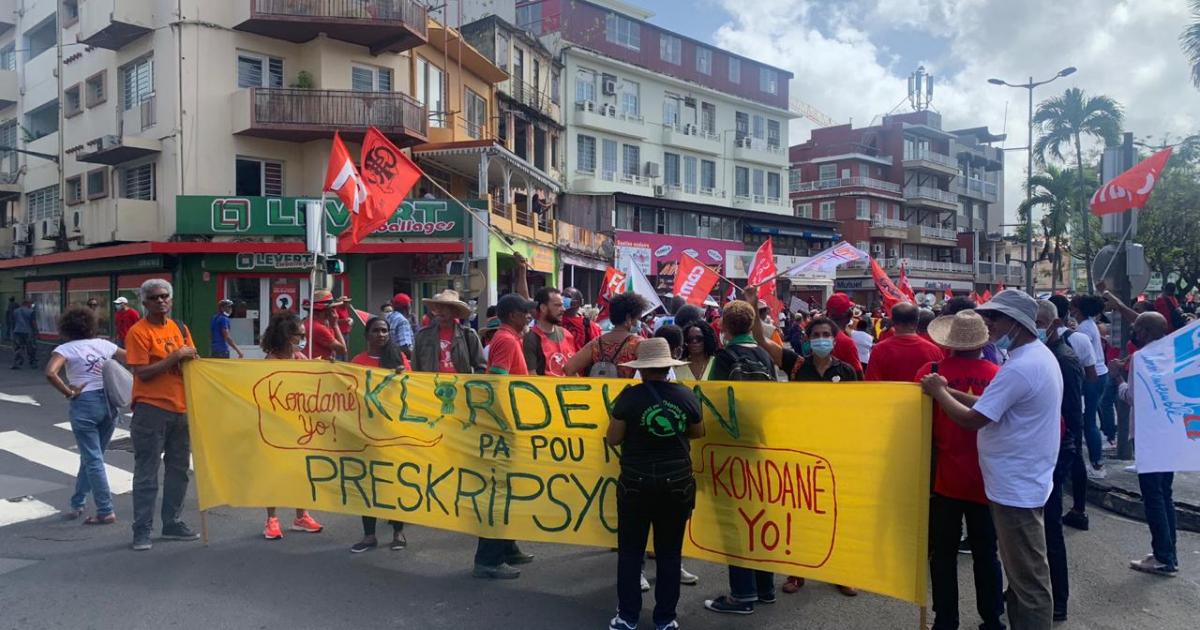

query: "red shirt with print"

left=437, top=326, right=456, bottom=373
left=309, top=318, right=337, bottom=360
left=531, top=325, right=576, bottom=376
left=915, top=356, right=998, bottom=504
left=487, top=324, right=528, bottom=375
left=866, top=334, right=944, bottom=382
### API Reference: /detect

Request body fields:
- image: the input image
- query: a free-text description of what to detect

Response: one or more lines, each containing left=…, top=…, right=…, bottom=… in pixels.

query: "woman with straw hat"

left=915, top=310, right=1005, bottom=630
left=607, top=337, right=704, bottom=630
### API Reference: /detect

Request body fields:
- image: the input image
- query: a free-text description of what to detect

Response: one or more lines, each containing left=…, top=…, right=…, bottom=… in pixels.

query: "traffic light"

left=324, top=258, right=344, bottom=275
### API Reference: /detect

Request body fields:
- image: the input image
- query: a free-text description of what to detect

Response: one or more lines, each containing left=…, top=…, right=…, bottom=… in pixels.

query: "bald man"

left=1110, top=312, right=1178, bottom=576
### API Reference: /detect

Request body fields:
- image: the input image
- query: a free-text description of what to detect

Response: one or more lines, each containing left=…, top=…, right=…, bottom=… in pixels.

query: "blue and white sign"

left=1133, top=320, right=1200, bottom=472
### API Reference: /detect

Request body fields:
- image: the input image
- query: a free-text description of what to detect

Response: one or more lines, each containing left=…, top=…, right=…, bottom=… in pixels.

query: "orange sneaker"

left=263, top=517, right=283, bottom=540
left=291, top=512, right=323, bottom=533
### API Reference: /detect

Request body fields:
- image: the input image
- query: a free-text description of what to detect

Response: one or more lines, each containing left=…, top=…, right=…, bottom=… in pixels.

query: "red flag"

left=970, top=290, right=980, bottom=303
left=746, top=238, right=777, bottom=296
left=596, top=267, right=628, bottom=321
left=1090, top=147, right=1173, bottom=216
left=339, top=127, right=423, bottom=251
left=997, top=281, right=1005, bottom=292
left=981, top=289, right=993, bottom=303
left=324, top=132, right=369, bottom=228
left=725, top=283, right=738, bottom=305
left=869, top=258, right=906, bottom=315
left=352, top=307, right=374, bottom=327
left=673, top=254, right=720, bottom=306
left=944, top=287, right=953, bottom=302
left=897, top=262, right=917, bottom=303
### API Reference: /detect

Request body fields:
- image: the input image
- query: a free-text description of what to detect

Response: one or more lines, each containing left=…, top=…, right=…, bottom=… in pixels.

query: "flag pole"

left=419, top=174, right=523, bottom=254
left=1094, top=213, right=1136, bottom=292
left=307, top=192, right=327, bottom=359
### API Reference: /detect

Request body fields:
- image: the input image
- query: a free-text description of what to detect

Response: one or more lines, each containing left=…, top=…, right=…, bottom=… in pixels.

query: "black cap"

left=496, top=293, right=537, bottom=319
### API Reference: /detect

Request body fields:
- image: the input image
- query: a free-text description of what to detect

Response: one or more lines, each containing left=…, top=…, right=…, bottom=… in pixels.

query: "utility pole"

left=1111, top=131, right=1135, bottom=460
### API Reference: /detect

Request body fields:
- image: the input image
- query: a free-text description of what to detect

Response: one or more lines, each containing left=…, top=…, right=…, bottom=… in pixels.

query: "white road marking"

left=0, top=431, right=133, bottom=494
left=53, top=422, right=130, bottom=441
left=0, top=393, right=39, bottom=406
left=0, top=497, right=58, bottom=526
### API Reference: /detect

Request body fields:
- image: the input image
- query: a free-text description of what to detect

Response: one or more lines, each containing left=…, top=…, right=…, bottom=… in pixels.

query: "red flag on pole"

left=726, top=283, right=738, bottom=305
left=338, top=128, right=423, bottom=251
left=673, top=254, right=720, bottom=306
left=351, top=307, right=374, bottom=327
left=1090, top=147, right=1173, bottom=216
left=897, top=261, right=917, bottom=303
left=970, top=290, right=980, bottom=303
left=944, top=287, right=953, bottom=302
left=869, top=258, right=906, bottom=315
left=596, top=267, right=628, bottom=322
left=981, top=289, right=993, bottom=303
left=324, top=132, right=369, bottom=227
left=746, top=238, right=777, bottom=297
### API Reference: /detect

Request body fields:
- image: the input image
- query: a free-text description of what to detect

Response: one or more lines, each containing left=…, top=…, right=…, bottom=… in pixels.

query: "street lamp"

left=987, top=66, right=1076, bottom=296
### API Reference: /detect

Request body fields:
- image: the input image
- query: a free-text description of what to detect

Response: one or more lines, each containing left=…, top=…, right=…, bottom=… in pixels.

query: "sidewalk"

left=1078, top=455, right=1200, bottom=533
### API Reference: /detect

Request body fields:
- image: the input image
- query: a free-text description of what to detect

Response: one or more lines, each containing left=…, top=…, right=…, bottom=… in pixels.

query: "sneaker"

left=349, top=539, right=377, bottom=553
left=958, top=537, right=972, bottom=554
left=1086, top=465, right=1107, bottom=480
left=1124, top=464, right=1138, bottom=473
left=679, top=566, right=699, bottom=585
left=291, top=512, right=323, bottom=533
left=758, top=592, right=777, bottom=604
left=1129, top=555, right=1177, bottom=577
left=640, top=572, right=651, bottom=592
left=473, top=563, right=521, bottom=579
left=782, top=576, right=805, bottom=593
left=1106, top=438, right=1117, bottom=449
left=608, top=615, right=637, bottom=630
left=264, top=517, right=283, bottom=540
left=1053, top=607, right=1068, bottom=622
left=161, top=523, right=200, bottom=541
left=656, top=621, right=679, bottom=630
left=131, top=535, right=152, bottom=551
left=390, top=533, right=407, bottom=550
left=703, top=595, right=754, bottom=615
left=1062, top=509, right=1089, bottom=531
left=505, top=550, right=535, bottom=565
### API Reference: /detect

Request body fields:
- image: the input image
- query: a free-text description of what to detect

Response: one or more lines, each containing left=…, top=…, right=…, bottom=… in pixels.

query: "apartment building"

left=0, top=0, right=528, bottom=355
left=789, top=110, right=1019, bottom=306
left=523, top=0, right=838, bottom=299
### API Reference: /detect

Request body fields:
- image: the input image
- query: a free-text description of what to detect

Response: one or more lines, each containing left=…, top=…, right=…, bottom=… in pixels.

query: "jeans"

left=361, top=516, right=403, bottom=537
left=929, top=494, right=1004, bottom=630
left=1044, top=452, right=1072, bottom=615
left=11, top=332, right=35, bottom=367
left=1069, top=435, right=1088, bottom=513
left=1138, top=472, right=1177, bottom=570
left=728, top=566, right=775, bottom=603
left=131, top=402, right=191, bottom=537
left=616, top=460, right=695, bottom=627
left=1082, top=375, right=1108, bottom=467
left=474, top=538, right=520, bottom=566
left=991, top=504, right=1053, bottom=630
left=69, top=390, right=117, bottom=516
left=1100, top=375, right=1117, bottom=442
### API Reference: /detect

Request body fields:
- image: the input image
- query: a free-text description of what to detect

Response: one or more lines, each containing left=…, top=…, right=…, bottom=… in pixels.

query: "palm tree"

left=1183, top=0, right=1200, bottom=88
left=1033, top=87, right=1123, bottom=289
left=1018, top=166, right=1095, bottom=291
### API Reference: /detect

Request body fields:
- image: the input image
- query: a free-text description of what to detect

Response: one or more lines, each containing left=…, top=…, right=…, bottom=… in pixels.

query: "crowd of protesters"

left=14, top=256, right=1196, bottom=630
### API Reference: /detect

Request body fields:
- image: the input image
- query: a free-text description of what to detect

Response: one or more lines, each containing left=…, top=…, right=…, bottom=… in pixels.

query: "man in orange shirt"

left=124, top=278, right=200, bottom=551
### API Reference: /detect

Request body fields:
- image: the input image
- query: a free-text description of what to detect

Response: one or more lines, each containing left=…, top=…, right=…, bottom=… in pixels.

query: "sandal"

left=782, top=576, right=805, bottom=593
left=836, top=585, right=859, bottom=597
left=83, top=514, right=117, bottom=525
left=62, top=509, right=83, bottom=521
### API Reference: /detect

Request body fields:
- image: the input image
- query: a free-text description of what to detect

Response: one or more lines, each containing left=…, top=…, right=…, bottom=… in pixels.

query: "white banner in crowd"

left=781, top=241, right=870, bottom=277
left=1133, top=320, right=1200, bottom=473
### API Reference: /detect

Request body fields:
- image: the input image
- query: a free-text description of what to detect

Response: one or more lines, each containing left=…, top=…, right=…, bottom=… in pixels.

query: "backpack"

left=589, top=334, right=633, bottom=378
left=721, top=345, right=775, bottom=382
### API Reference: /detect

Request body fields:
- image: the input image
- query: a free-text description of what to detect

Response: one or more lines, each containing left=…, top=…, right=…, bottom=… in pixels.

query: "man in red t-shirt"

left=867, top=303, right=944, bottom=381
left=477, top=292, right=537, bottom=580
left=560, top=287, right=600, bottom=350
left=523, top=287, right=576, bottom=376
left=824, top=292, right=863, bottom=376
left=914, top=310, right=1004, bottom=630
left=1154, top=282, right=1182, bottom=332
left=306, top=290, right=346, bottom=360
left=113, top=296, right=141, bottom=347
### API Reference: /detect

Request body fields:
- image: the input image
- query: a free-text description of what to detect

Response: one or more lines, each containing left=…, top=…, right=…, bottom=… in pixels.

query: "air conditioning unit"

left=739, top=136, right=754, bottom=148
left=71, top=211, right=81, bottom=233
left=600, top=102, right=616, bottom=116
left=42, top=219, right=61, bottom=239
left=653, top=185, right=664, bottom=197
left=871, top=243, right=884, bottom=255
left=888, top=247, right=900, bottom=258
left=601, top=76, right=617, bottom=95
left=580, top=100, right=595, bottom=112
left=644, top=161, right=660, bottom=178
left=11, top=223, right=26, bottom=243
left=683, top=96, right=697, bottom=108
left=682, top=123, right=697, bottom=135
left=97, top=134, right=122, bottom=150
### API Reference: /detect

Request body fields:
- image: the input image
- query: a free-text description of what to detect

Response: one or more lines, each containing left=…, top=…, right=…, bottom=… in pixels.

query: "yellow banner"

left=183, top=360, right=931, bottom=604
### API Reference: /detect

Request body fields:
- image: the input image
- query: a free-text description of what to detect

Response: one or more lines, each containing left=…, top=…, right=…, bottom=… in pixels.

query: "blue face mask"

left=995, top=322, right=1018, bottom=351
left=1036, top=328, right=1048, bottom=343
left=562, top=297, right=573, bottom=310
left=810, top=338, right=835, bottom=357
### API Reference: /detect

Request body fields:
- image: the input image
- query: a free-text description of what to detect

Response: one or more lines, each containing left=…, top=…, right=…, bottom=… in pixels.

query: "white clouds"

left=710, top=0, right=1200, bottom=227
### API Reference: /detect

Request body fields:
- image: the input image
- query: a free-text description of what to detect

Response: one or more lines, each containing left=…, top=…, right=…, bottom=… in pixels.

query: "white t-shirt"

left=1057, top=326, right=1096, bottom=369
left=53, top=338, right=120, bottom=393
left=1076, top=318, right=1107, bottom=376
left=850, top=330, right=874, bottom=364
left=972, top=340, right=1064, bottom=508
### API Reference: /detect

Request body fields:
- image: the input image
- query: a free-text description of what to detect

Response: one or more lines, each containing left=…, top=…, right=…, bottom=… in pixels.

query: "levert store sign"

left=175, top=196, right=477, bottom=238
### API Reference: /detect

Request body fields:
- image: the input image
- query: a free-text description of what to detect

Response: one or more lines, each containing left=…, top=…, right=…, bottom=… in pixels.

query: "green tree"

left=1183, top=0, right=1200, bottom=88
left=1018, top=165, right=1095, bottom=292
left=1033, top=87, right=1124, bottom=290
left=1139, top=149, right=1200, bottom=293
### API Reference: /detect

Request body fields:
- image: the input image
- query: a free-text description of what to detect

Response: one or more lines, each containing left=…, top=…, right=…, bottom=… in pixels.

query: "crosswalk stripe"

left=0, top=431, right=133, bottom=495
left=53, top=422, right=131, bottom=441
left=0, top=497, right=58, bottom=526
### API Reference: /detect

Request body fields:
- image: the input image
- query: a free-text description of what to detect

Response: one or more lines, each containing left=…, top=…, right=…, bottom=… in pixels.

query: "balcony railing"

left=871, top=215, right=908, bottom=229
left=905, top=185, right=960, bottom=206
left=920, top=225, right=959, bottom=241
left=953, top=177, right=998, bottom=201
left=903, top=148, right=958, bottom=169
left=791, top=176, right=901, bottom=195
left=239, top=0, right=428, bottom=54
left=507, top=77, right=556, bottom=117
left=244, top=87, right=427, bottom=141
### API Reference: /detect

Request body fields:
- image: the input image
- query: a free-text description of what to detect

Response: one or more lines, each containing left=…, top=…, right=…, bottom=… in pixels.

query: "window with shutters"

left=794, top=202, right=812, bottom=219
left=65, top=176, right=83, bottom=206
left=696, top=48, right=712, bottom=75
left=235, top=158, right=283, bottom=197
left=464, top=88, right=486, bottom=139
left=85, top=71, right=106, bottom=107
left=120, top=57, right=154, bottom=110
left=86, top=168, right=107, bottom=200
left=0, top=44, right=14, bottom=71
left=700, top=102, right=716, bottom=135
left=818, top=164, right=837, bottom=181
left=416, top=57, right=447, bottom=127
left=735, top=111, right=749, bottom=143
left=819, top=201, right=836, bottom=220
left=238, top=53, right=283, bottom=89
left=575, top=68, right=596, bottom=103
left=683, top=156, right=698, bottom=194
left=759, top=67, right=777, bottom=94
left=767, top=120, right=781, bottom=149
left=601, top=139, right=617, bottom=179
left=700, top=160, right=716, bottom=192
left=605, top=13, right=640, bottom=50
left=856, top=198, right=870, bottom=219
left=767, top=172, right=780, bottom=200
left=26, top=185, right=60, bottom=221
left=735, top=166, right=749, bottom=197
left=576, top=135, right=596, bottom=173
left=64, top=84, right=82, bottom=118
left=121, top=163, right=155, bottom=200
left=352, top=65, right=393, bottom=92
left=728, top=57, right=740, bottom=83
left=663, top=153, right=680, bottom=187
left=622, top=144, right=640, bottom=178
left=620, top=80, right=639, bottom=117
left=659, top=35, right=681, bottom=65
left=752, top=169, right=765, bottom=197
left=0, top=120, right=16, bottom=174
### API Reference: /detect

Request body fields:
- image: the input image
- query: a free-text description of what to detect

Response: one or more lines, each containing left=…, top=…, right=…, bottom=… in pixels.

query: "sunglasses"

left=146, top=294, right=171, bottom=302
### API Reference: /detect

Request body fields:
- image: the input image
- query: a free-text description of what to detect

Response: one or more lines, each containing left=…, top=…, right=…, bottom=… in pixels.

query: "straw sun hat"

left=423, top=289, right=471, bottom=320
left=619, top=337, right=689, bottom=369
left=927, top=309, right=990, bottom=350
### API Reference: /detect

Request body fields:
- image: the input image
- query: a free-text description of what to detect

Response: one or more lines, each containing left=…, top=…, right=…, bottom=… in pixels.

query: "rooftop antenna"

left=907, top=66, right=934, bottom=112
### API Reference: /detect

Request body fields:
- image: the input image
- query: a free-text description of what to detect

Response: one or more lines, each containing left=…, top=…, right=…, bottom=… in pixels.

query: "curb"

left=1083, top=477, right=1200, bottom=534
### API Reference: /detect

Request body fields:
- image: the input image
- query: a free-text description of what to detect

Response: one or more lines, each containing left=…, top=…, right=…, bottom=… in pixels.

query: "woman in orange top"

left=259, top=311, right=324, bottom=540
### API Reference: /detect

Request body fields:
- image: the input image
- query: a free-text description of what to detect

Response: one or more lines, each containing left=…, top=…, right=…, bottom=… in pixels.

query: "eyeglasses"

left=146, top=294, right=171, bottom=302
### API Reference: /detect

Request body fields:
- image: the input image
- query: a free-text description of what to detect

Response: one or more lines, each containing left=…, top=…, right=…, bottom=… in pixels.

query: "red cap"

left=392, top=293, right=412, bottom=308
left=825, top=292, right=853, bottom=318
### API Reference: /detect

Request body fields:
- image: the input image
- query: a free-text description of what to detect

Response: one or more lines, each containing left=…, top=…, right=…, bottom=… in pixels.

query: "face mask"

left=810, top=338, right=835, bottom=357
left=562, top=297, right=573, bottom=310
left=1036, top=328, right=1048, bottom=343
left=995, top=322, right=1019, bottom=351
left=631, top=320, right=643, bottom=333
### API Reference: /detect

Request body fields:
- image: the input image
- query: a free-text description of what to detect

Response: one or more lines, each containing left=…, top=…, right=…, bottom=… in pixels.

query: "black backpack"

left=721, top=345, right=775, bottom=382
